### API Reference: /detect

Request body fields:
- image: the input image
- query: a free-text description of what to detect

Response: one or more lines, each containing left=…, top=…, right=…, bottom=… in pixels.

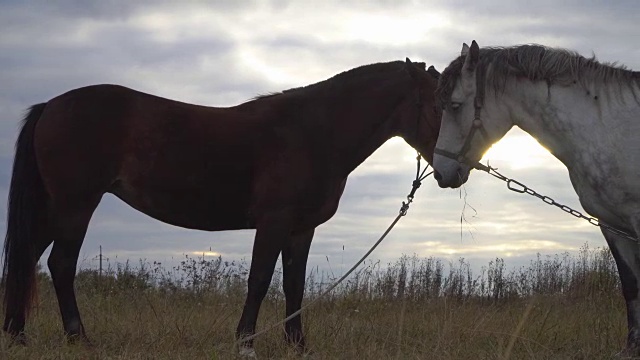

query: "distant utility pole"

left=99, top=245, right=103, bottom=278
left=92, top=245, right=107, bottom=279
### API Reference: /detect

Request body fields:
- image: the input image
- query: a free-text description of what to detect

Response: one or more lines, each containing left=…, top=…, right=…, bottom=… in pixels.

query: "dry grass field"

left=0, top=246, right=629, bottom=359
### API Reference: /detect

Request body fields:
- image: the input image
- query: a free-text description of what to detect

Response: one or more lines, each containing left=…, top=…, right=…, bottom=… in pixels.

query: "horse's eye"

left=450, top=102, right=462, bottom=111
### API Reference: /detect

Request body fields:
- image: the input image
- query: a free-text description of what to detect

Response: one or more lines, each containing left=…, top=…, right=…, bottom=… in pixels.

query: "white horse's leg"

left=602, top=227, right=640, bottom=355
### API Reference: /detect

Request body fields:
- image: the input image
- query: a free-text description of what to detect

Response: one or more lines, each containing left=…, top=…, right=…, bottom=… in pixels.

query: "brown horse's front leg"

left=281, top=228, right=314, bottom=351
left=236, top=210, right=292, bottom=355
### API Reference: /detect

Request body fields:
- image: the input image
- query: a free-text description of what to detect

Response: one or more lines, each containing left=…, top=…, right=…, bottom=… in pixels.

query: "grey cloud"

left=0, top=24, right=241, bottom=103
left=440, top=0, right=636, bottom=18
left=1, top=0, right=629, bottom=277
left=2, top=0, right=256, bottom=21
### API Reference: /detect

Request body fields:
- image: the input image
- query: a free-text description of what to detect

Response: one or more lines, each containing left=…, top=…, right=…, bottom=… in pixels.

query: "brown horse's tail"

left=2, top=103, right=48, bottom=331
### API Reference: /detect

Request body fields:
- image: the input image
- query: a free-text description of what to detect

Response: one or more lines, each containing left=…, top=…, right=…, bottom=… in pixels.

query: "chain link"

left=472, top=162, right=639, bottom=242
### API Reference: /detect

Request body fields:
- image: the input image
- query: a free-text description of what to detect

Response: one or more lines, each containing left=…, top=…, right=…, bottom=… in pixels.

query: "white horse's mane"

left=437, top=44, right=640, bottom=105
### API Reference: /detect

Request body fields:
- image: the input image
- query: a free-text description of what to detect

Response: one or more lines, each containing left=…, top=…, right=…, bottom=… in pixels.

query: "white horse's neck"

left=502, top=78, right=640, bottom=168
left=498, top=77, right=640, bottom=223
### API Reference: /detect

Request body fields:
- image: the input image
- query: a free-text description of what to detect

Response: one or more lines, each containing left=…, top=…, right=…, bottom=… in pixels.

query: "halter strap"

left=434, top=64, right=490, bottom=168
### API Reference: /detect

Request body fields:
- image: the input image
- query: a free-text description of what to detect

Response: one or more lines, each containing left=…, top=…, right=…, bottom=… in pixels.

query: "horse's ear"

left=461, top=43, right=470, bottom=57
left=405, top=58, right=424, bottom=81
left=462, top=40, right=479, bottom=72
left=427, top=65, right=440, bottom=80
left=405, top=57, right=413, bottom=65
left=405, top=58, right=425, bottom=69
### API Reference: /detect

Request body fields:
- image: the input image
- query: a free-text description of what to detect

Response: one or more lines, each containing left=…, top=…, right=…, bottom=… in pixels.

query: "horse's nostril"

left=434, top=170, right=442, bottom=181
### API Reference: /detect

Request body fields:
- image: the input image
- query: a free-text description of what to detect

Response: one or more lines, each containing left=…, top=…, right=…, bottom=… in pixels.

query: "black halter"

left=434, top=65, right=491, bottom=170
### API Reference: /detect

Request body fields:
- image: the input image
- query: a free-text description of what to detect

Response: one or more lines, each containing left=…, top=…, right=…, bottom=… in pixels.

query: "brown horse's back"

left=35, top=85, right=263, bottom=231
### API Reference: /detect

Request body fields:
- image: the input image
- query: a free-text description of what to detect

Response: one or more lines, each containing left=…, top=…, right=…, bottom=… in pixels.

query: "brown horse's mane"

left=437, top=44, right=640, bottom=107
left=251, top=61, right=409, bottom=102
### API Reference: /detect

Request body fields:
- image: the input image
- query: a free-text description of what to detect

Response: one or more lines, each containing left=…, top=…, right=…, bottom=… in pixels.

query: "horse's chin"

left=436, top=173, right=467, bottom=189
left=433, top=155, right=471, bottom=188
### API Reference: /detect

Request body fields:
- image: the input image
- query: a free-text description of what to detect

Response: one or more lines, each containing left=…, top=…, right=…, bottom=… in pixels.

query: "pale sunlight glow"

left=192, top=251, right=221, bottom=257
left=417, top=240, right=574, bottom=257
left=481, top=129, right=563, bottom=170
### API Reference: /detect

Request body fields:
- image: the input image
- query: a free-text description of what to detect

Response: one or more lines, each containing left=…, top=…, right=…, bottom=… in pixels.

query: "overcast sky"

left=1, top=0, right=638, bottom=276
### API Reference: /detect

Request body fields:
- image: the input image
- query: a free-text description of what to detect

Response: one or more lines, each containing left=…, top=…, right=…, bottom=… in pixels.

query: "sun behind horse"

left=433, top=40, right=640, bottom=356
left=2, top=59, right=441, bottom=355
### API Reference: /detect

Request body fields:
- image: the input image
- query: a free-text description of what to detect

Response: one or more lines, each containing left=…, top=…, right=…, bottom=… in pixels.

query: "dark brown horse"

left=2, top=59, right=440, bottom=353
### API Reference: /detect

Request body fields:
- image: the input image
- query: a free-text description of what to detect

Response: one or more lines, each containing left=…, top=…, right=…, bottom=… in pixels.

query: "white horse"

left=432, top=40, right=640, bottom=355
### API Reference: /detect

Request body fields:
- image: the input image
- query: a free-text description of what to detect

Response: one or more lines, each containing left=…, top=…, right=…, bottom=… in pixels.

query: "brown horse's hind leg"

left=47, top=200, right=99, bottom=343
left=282, top=228, right=314, bottom=351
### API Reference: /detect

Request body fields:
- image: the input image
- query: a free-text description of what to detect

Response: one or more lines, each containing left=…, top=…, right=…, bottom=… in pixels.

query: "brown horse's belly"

left=109, top=180, right=255, bottom=231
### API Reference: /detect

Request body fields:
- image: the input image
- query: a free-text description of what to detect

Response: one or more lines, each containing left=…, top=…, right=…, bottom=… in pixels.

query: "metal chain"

left=471, top=162, right=639, bottom=242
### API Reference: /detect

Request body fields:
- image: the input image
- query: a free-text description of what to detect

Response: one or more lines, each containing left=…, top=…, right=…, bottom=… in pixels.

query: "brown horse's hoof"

left=66, top=333, right=93, bottom=347
left=238, top=345, right=258, bottom=358
left=284, top=332, right=306, bottom=353
left=292, top=343, right=313, bottom=358
left=293, top=347, right=315, bottom=358
left=7, top=332, right=27, bottom=346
